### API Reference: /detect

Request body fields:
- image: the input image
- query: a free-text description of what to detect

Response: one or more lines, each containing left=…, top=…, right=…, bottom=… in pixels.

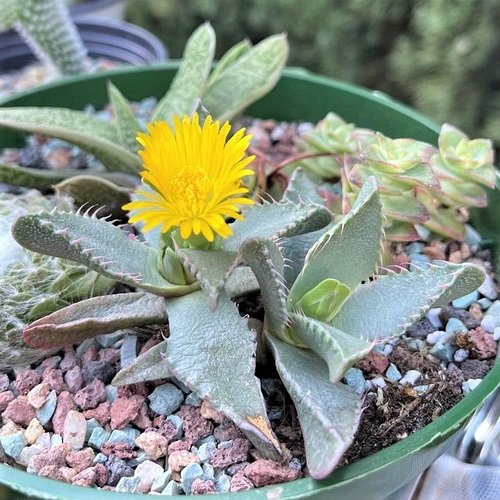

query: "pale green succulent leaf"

left=295, top=278, right=351, bottom=323
left=55, top=175, right=131, bottom=219
left=240, top=237, right=290, bottom=342
left=225, top=200, right=331, bottom=251
left=203, top=33, right=289, bottom=121
left=208, top=38, right=252, bottom=84
left=280, top=225, right=334, bottom=287
left=175, top=248, right=239, bottom=306
left=282, top=167, right=325, bottom=205
left=268, top=335, right=362, bottom=479
left=331, top=263, right=485, bottom=340
left=290, top=313, right=372, bottom=383
left=288, top=177, right=383, bottom=309
left=165, top=291, right=281, bottom=459
left=113, top=341, right=171, bottom=386
left=383, top=220, right=420, bottom=242
left=152, top=23, right=216, bottom=123
left=107, top=82, right=142, bottom=153
left=12, top=211, right=197, bottom=296
left=224, top=266, right=260, bottom=298
left=23, top=292, right=165, bottom=349
left=381, top=193, right=429, bottom=223
left=0, top=108, right=141, bottom=173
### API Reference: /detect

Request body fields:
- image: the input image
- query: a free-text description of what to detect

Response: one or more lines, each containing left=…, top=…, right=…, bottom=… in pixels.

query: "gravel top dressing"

left=0, top=108, right=498, bottom=495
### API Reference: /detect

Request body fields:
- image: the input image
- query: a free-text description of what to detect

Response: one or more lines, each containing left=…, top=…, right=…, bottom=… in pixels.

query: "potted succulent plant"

left=0, top=23, right=498, bottom=500
left=0, top=0, right=165, bottom=77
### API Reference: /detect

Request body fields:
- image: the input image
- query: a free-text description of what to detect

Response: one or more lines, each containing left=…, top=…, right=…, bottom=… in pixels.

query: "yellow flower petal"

left=124, top=113, right=255, bottom=242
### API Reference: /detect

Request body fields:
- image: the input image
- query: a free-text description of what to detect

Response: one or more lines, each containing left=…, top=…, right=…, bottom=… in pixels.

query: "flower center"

left=172, top=166, right=212, bottom=215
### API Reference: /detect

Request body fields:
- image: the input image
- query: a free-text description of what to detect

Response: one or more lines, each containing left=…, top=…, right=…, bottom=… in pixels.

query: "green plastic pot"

left=0, top=63, right=498, bottom=500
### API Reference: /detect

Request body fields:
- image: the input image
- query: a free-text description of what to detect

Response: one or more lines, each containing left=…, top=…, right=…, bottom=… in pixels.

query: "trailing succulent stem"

left=0, top=0, right=89, bottom=75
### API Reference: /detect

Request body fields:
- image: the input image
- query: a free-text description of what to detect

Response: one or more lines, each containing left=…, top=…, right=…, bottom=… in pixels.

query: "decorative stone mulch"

left=0, top=104, right=499, bottom=494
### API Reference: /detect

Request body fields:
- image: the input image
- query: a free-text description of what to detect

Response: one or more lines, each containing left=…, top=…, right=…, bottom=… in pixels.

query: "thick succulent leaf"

left=12, top=211, right=197, bottom=296
left=55, top=175, right=131, bottom=219
left=288, top=177, right=383, bottom=309
left=175, top=248, right=239, bottom=307
left=203, top=34, right=288, bottom=121
left=165, top=291, right=281, bottom=459
left=295, top=278, right=351, bottom=323
left=422, top=208, right=465, bottom=241
left=282, top=167, right=325, bottom=205
left=113, top=341, right=171, bottom=386
left=331, top=263, right=485, bottom=340
left=384, top=220, right=420, bottom=242
left=381, top=193, right=429, bottom=223
left=225, top=200, right=330, bottom=251
left=290, top=314, right=372, bottom=383
left=240, top=238, right=289, bottom=342
left=208, top=39, right=251, bottom=84
left=280, top=225, right=334, bottom=287
left=23, top=293, right=165, bottom=348
left=0, top=108, right=141, bottom=174
left=107, top=82, right=141, bottom=153
left=224, top=266, right=260, bottom=298
left=152, top=23, right=216, bottom=123
left=268, top=335, right=363, bottom=479
left=0, top=163, right=137, bottom=191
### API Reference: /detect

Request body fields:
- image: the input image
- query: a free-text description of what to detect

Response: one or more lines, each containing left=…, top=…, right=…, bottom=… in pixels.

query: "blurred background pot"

left=68, top=0, right=125, bottom=19
left=0, top=17, right=167, bottom=72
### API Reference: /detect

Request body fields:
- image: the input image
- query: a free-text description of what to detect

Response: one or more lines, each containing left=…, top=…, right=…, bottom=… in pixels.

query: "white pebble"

left=400, top=370, right=421, bottom=386
left=426, top=308, right=443, bottom=328
left=453, top=349, right=469, bottom=363
left=426, top=331, right=445, bottom=345
left=371, top=376, right=387, bottom=389
left=494, top=327, right=500, bottom=342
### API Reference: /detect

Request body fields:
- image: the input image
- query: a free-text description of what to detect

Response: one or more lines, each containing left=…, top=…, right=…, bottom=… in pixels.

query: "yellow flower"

left=123, top=113, right=255, bottom=242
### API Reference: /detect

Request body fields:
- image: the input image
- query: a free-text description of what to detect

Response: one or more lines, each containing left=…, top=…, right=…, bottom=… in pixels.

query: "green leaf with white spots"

left=0, top=108, right=141, bottom=174
left=107, top=82, right=141, bottom=153
left=208, top=39, right=252, bottom=84
left=152, top=23, right=216, bottom=123
left=203, top=34, right=289, bottom=121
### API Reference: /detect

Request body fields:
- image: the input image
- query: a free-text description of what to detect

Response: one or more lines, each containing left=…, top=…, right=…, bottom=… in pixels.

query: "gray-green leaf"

left=290, top=314, right=372, bottom=383
left=12, top=211, right=197, bottom=296
left=288, top=176, right=383, bottom=309
left=331, top=263, right=485, bottom=340
left=268, top=335, right=363, bottom=479
left=23, top=293, right=165, bottom=348
left=165, top=291, right=281, bottom=459
left=225, top=200, right=331, bottom=251
left=113, top=340, right=171, bottom=386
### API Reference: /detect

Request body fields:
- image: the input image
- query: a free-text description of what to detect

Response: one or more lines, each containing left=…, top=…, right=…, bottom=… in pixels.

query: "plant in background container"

left=0, top=22, right=498, bottom=500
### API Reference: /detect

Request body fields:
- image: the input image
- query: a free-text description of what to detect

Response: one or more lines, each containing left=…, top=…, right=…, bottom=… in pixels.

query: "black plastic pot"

left=0, top=17, right=167, bottom=72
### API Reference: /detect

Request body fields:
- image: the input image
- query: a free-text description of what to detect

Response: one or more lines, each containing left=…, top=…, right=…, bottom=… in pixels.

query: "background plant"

left=0, top=0, right=89, bottom=75
left=297, top=112, right=498, bottom=241
left=0, top=23, right=288, bottom=215
left=125, top=0, right=500, bottom=145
